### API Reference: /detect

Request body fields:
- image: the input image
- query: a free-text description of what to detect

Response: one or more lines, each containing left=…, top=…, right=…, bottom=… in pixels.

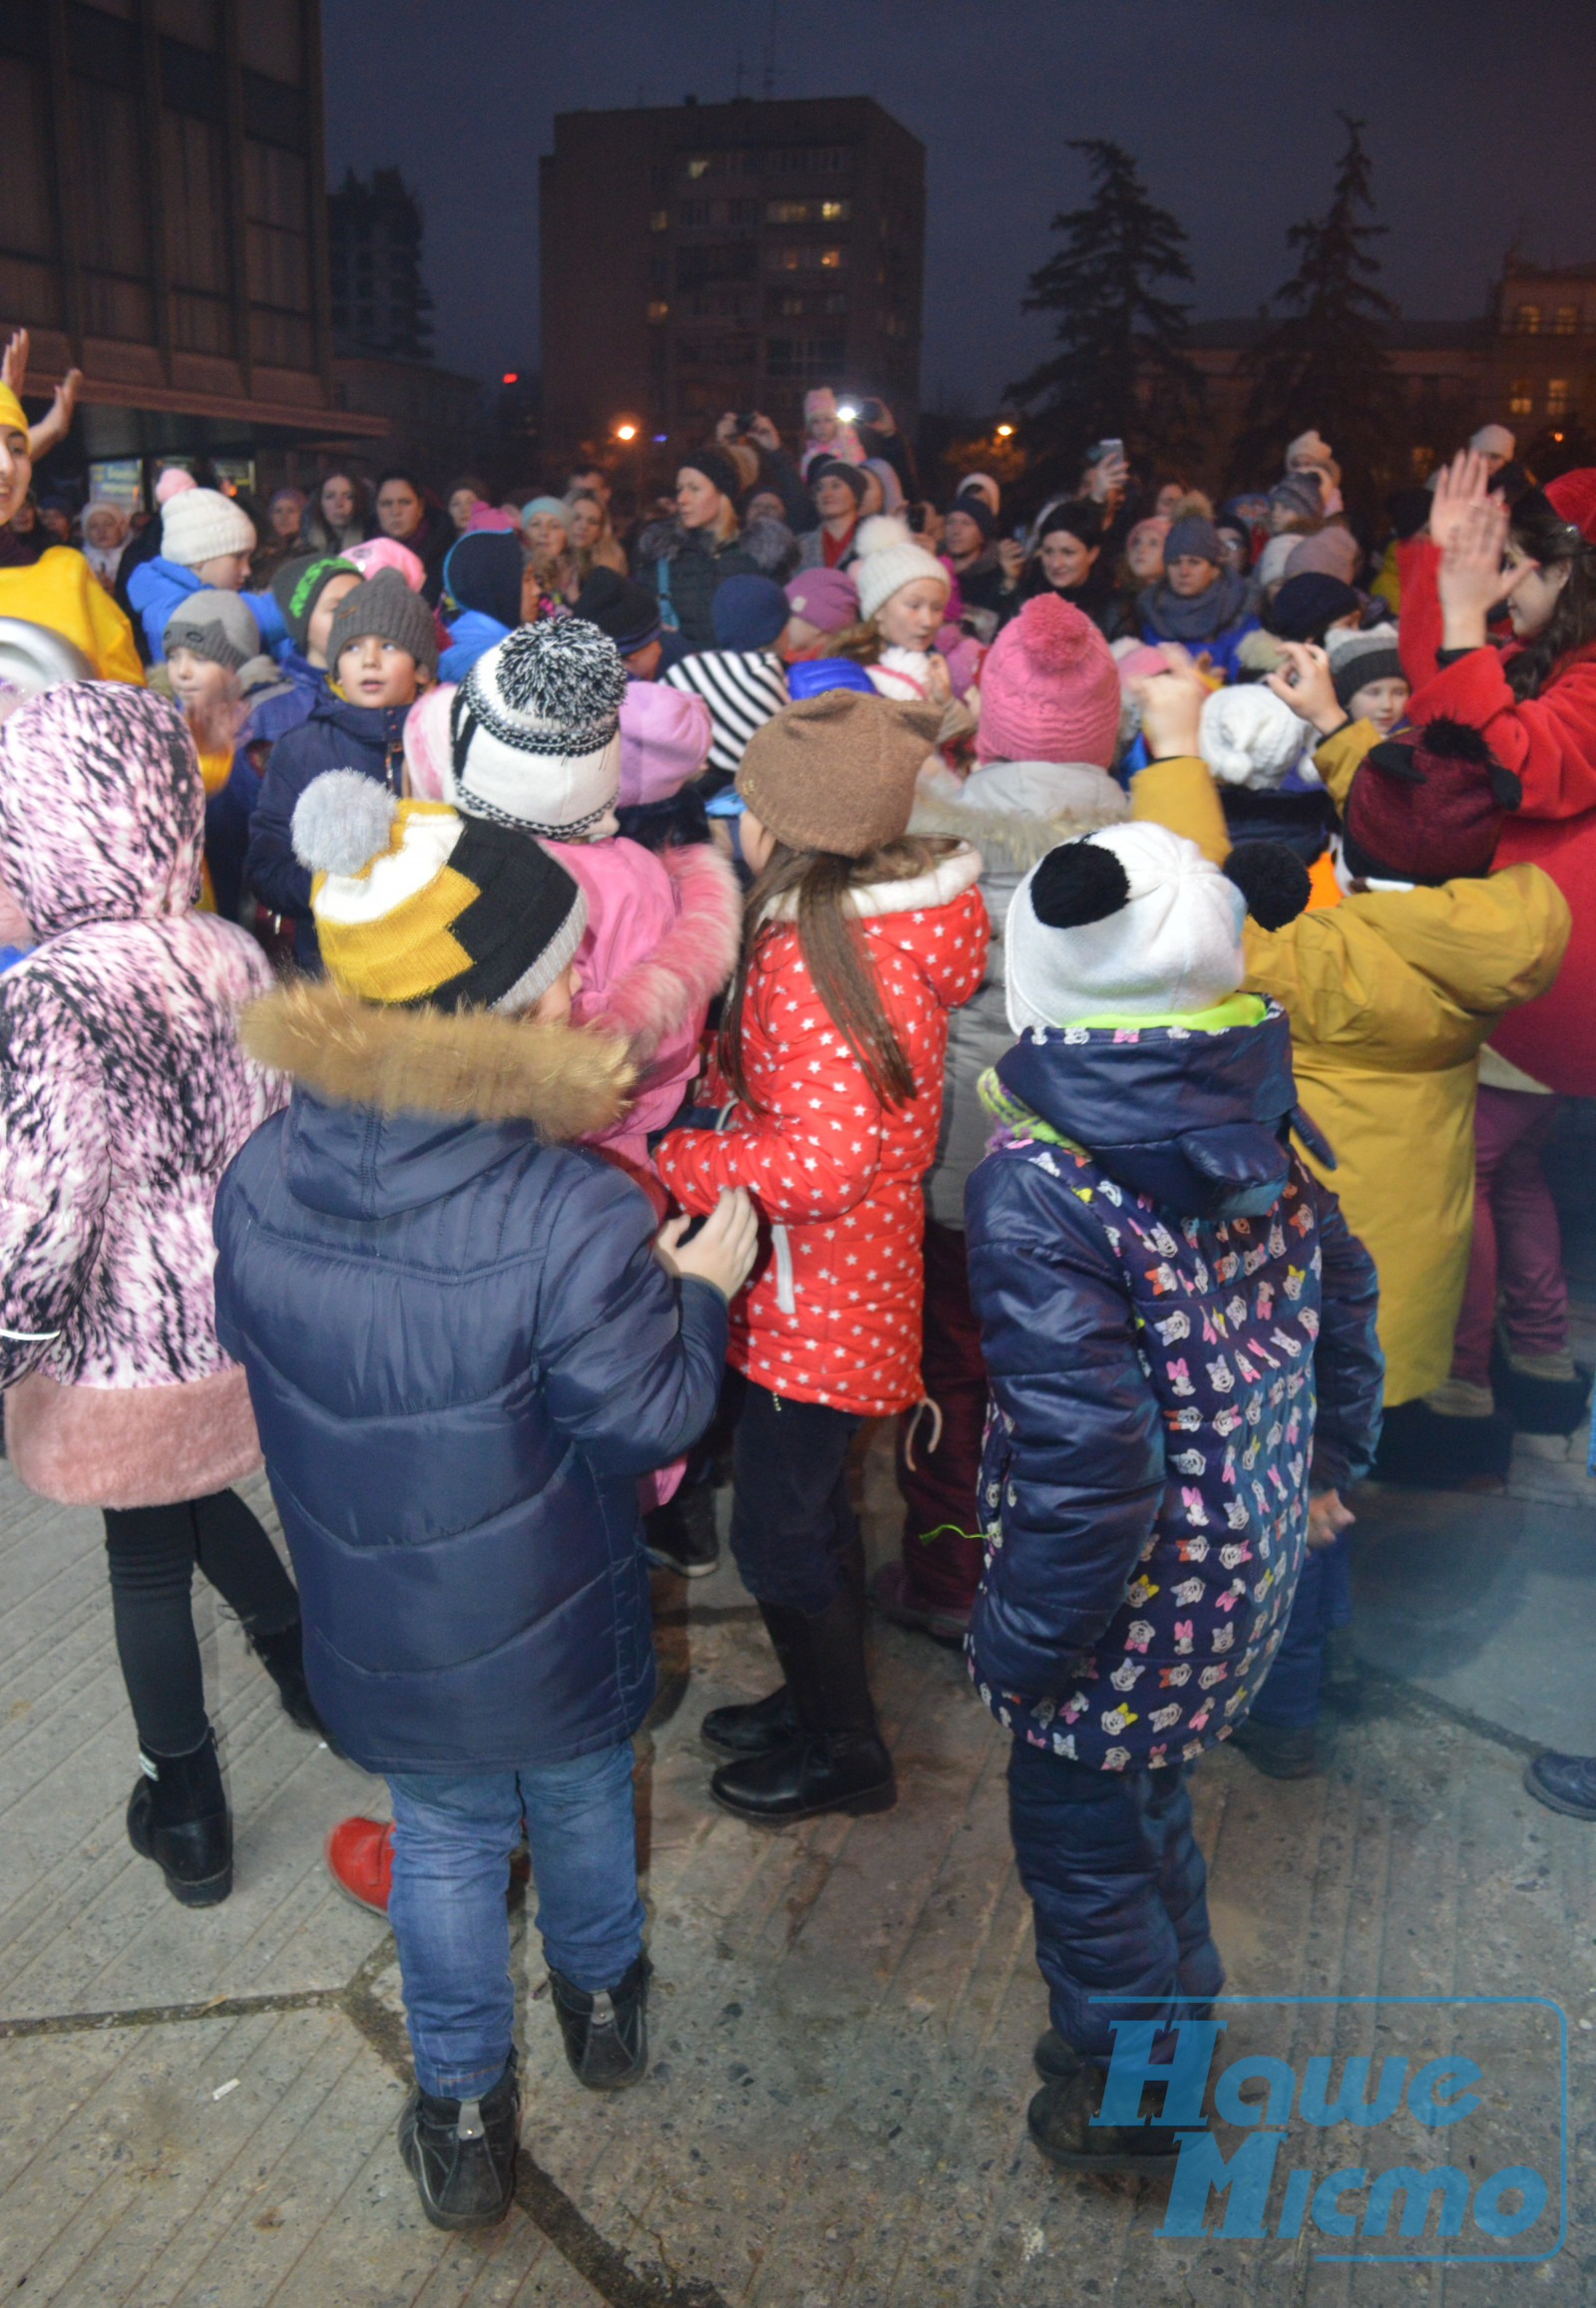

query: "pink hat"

left=464, top=504, right=522, bottom=534
left=618, top=680, right=711, bottom=807
left=974, top=592, right=1121, bottom=770
left=155, top=467, right=198, bottom=506
left=343, top=535, right=426, bottom=590
left=1284, top=526, right=1361, bottom=585
left=401, top=681, right=453, bottom=801
left=1125, top=515, right=1170, bottom=557
left=783, top=567, right=859, bottom=633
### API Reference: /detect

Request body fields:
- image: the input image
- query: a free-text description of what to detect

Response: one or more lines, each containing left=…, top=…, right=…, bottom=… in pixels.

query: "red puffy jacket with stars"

left=657, top=845, right=987, bottom=1415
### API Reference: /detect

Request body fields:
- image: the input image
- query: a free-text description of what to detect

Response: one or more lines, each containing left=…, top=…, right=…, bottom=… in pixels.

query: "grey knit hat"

left=1327, top=622, right=1405, bottom=710
left=326, top=569, right=439, bottom=679
left=162, top=587, right=259, bottom=672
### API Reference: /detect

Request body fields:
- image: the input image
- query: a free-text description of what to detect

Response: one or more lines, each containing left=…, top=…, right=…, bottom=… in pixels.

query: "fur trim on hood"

left=759, top=840, right=984, bottom=926
left=638, top=514, right=796, bottom=577
left=910, top=759, right=1129, bottom=879
left=581, top=840, right=740, bottom=1064
left=239, top=977, right=634, bottom=1135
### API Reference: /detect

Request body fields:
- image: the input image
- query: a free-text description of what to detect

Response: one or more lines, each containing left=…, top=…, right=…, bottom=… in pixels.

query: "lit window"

left=1516, top=304, right=1540, bottom=333
left=647, top=300, right=669, bottom=323
left=649, top=209, right=668, bottom=232
left=1508, top=377, right=1533, bottom=416
left=819, top=246, right=844, bottom=269
left=1548, top=378, right=1572, bottom=416
left=766, top=200, right=809, bottom=223
left=685, top=158, right=710, bottom=180
left=1555, top=305, right=1580, bottom=334
left=820, top=199, right=850, bottom=221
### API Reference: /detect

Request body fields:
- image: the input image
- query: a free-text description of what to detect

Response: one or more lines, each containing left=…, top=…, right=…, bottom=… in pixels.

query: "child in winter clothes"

left=245, top=570, right=436, bottom=968
left=214, top=769, right=756, bottom=2228
left=128, top=487, right=287, bottom=666
left=834, top=515, right=956, bottom=705
left=162, top=589, right=301, bottom=920
left=267, top=551, right=361, bottom=717
left=0, top=685, right=317, bottom=1915
left=437, top=530, right=524, bottom=684
left=1129, top=646, right=1570, bottom=1506
left=1325, top=622, right=1408, bottom=736
left=781, top=567, right=860, bottom=660
left=965, top=817, right=1383, bottom=2172
left=1139, top=512, right=1260, bottom=680
left=1197, top=680, right=1334, bottom=883
left=878, top=592, right=1126, bottom=1643
left=657, top=690, right=988, bottom=1822
left=661, top=574, right=790, bottom=789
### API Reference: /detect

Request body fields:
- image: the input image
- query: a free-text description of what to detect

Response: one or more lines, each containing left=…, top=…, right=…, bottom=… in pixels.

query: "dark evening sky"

left=323, top=0, right=1596, bottom=409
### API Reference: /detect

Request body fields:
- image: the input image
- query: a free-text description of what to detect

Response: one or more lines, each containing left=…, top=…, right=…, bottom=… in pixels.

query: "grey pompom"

left=291, top=769, right=398, bottom=874
left=492, top=615, right=627, bottom=721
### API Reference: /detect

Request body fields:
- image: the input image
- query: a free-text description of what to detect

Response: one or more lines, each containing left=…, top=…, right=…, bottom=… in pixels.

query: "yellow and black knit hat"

left=290, top=769, right=586, bottom=1011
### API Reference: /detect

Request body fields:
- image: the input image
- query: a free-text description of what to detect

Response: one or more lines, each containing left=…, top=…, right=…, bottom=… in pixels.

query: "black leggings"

left=102, top=1490, right=300, bottom=1755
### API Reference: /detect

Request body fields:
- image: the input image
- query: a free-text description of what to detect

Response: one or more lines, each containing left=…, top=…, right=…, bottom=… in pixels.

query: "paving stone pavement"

left=2, top=1436, right=1593, bottom=2306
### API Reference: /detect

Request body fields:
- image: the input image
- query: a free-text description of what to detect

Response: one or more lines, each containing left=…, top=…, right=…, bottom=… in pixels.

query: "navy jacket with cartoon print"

left=965, top=1000, right=1383, bottom=1771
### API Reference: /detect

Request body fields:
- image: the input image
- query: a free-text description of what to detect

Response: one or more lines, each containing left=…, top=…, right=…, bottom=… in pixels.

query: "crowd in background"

left=2, top=338, right=1595, bottom=2216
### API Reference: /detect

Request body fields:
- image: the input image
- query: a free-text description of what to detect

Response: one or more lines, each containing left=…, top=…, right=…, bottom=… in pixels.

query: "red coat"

left=657, top=846, right=987, bottom=1415
left=1405, top=638, right=1596, bottom=1094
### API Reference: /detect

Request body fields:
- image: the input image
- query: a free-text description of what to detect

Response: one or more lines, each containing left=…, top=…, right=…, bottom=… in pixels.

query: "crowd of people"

left=3, top=347, right=1594, bottom=2222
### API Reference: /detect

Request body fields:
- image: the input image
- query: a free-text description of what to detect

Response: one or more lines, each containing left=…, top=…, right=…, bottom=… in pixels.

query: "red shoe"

left=325, top=1815, right=392, bottom=1915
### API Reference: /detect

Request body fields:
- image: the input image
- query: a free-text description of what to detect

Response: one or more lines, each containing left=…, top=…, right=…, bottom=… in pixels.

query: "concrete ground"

left=3, top=1427, right=1593, bottom=2307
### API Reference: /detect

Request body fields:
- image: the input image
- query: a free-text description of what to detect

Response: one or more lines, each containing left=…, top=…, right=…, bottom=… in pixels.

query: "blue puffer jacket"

left=438, top=605, right=510, bottom=684
left=212, top=981, right=728, bottom=1773
left=242, top=690, right=410, bottom=966
left=966, top=1000, right=1382, bottom=1771
left=126, top=555, right=287, bottom=665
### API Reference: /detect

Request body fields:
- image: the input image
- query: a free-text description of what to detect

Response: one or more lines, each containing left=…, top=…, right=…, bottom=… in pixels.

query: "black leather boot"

left=126, top=1729, right=232, bottom=1907
left=700, top=1600, right=805, bottom=1755
left=398, top=2050, right=520, bottom=2229
left=710, top=1585, right=895, bottom=1823
left=248, top=1619, right=336, bottom=1743
left=548, top=1952, right=650, bottom=2090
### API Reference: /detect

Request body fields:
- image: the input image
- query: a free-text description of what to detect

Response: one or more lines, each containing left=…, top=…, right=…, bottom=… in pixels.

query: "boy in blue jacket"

left=214, top=763, right=755, bottom=2231
left=244, top=569, right=432, bottom=968
left=965, top=819, right=1382, bottom=2174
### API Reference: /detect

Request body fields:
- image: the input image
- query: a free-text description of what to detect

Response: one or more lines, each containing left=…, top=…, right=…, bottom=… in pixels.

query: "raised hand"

left=1132, top=642, right=1208, bottom=759
left=1428, top=448, right=1492, bottom=553
left=1437, top=493, right=1515, bottom=649
left=1265, top=641, right=1343, bottom=736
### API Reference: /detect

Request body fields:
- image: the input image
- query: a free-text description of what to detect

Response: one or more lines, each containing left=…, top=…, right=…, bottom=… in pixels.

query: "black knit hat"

left=327, top=569, right=439, bottom=679
left=574, top=565, right=663, bottom=653
left=270, top=553, right=360, bottom=651
left=680, top=447, right=743, bottom=510
left=947, top=495, right=998, bottom=542
left=809, top=456, right=869, bottom=506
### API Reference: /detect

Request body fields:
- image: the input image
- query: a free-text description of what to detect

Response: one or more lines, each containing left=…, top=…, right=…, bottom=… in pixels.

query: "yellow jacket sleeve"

left=1311, top=717, right=1377, bottom=813
left=1126, top=754, right=1230, bottom=864
left=0, top=547, right=144, bottom=685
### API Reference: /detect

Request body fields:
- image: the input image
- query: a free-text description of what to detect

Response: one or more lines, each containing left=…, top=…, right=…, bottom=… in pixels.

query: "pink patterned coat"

left=0, top=684, right=284, bottom=1507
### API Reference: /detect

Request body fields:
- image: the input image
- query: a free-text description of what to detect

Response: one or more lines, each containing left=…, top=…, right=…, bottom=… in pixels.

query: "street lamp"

left=996, top=422, right=1014, bottom=439
left=615, top=421, right=637, bottom=442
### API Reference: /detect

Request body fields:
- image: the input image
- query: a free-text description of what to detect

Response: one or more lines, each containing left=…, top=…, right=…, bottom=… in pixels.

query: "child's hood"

left=912, top=759, right=1127, bottom=880
left=993, top=1000, right=1330, bottom=1221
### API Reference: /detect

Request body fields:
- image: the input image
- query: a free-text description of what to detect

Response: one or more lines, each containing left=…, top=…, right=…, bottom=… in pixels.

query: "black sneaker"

left=549, top=1953, right=650, bottom=2090
left=1229, top=1717, right=1320, bottom=1779
left=644, top=1483, right=720, bottom=1579
left=1524, top=1751, right=1596, bottom=1821
left=1027, top=2064, right=1189, bottom=2173
left=398, top=2051, right=520, bottom=2230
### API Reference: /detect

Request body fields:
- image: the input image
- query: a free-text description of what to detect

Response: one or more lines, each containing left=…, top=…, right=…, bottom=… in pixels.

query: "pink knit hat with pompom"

left=974, top=592, right=1121, bottom=769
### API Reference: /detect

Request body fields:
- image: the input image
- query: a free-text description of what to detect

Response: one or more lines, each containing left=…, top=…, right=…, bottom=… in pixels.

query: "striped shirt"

left=663, top=649, right=789, bottom=789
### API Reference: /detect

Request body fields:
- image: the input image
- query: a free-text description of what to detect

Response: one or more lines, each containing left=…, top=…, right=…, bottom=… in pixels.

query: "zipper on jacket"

left=771, top=1221, right=796, bottom=1315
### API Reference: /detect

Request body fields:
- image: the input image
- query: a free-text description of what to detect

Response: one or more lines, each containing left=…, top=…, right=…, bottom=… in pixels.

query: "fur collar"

left=638, top=514, right=794, bottom=577
left=911, top=784, right=1128, bottom=878
left=582, top=841, right=741, bottom=1063
left=758, top=841, right=984, bottom=926
left=239, top=978, right=633, bottom=1135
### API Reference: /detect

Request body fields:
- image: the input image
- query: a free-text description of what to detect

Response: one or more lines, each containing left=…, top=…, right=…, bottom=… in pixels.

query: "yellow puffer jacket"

left=1131, top=729, right=1571, bottom=1405
left=0, top=546, right=144, bottom=685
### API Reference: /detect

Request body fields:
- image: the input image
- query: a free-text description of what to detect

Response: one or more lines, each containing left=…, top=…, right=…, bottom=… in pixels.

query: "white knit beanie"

left=1199, top=683, right=1314, bottom=791
left=445, top=616, right=628, bottom=842
left=1004, top=823, right=1246, bottom=1033
left=854, top=515, right=950, bottom=624
left=160, top=487, right=255, bottom=569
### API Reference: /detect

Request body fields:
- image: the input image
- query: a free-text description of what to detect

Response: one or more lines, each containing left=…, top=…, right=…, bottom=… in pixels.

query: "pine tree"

left=1229, top=116, right=1404, bottom=510
left=1006, top=141, right=1200, bottom=496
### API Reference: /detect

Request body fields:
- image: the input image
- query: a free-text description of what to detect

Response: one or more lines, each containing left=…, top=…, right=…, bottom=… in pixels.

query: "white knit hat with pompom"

left=853, top=515, right=951, bottom=624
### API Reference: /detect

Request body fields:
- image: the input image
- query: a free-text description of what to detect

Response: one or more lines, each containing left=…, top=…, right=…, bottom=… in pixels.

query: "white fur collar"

left=759, top=842, right=983, bottom=925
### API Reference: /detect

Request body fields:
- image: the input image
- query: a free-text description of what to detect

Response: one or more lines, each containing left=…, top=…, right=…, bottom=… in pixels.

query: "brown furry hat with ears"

left=239, top=977, right=633, bottom=1137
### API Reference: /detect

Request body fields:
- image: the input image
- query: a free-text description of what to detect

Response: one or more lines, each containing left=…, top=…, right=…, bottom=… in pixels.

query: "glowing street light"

left=996, top=422, right=1014, bottom=438
left=615, top=421, right=637, bottom=442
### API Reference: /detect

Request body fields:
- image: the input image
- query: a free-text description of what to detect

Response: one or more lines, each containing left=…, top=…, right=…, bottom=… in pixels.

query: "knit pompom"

left=1028, top=839, right=1131, bottom=929
left=491, top=615, right=627, bottom=722
left=292, top=769, right=398, bottom=875
left=1225, top=841, right=1311, bottom=931
left=854, top=514, right=913, bottom=562
left=1015, top=590, right=1099, bottom=672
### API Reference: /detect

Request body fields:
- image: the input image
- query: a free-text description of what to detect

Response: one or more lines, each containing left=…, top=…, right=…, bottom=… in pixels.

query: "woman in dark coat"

left=634, top=449, right=792, bottom=651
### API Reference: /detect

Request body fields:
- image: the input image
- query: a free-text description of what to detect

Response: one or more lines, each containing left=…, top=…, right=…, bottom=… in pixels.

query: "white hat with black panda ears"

left=1003, top=822, right=1309, bottom=1034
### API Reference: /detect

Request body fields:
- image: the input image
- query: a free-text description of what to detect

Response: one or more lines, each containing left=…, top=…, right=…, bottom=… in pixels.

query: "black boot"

left=126, top=1729, right=232, bottom=1907
left=710, top=1585, right=896, bottom=1823
left=1230, top=1716, right=1320, bottom=1779
left=1524, top=1751, right=1596, bottom=1821
left=398, top=2050, right=520, bottom=2229
left=248, top=1619, right=336, bottom=1743
left=700, top=1600, right=805, bottom=1755
left=1027, top=2064, right=1189, bottom=2172
left=548, top=1953, right=650, bottom=2090
left=1033, top=2028, right=1086, bottom=2082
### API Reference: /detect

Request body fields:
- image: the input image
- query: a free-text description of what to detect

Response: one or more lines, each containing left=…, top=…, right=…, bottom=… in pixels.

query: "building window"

left=769, top=243, right=848, bottom=273
left=1515, top=304, right=1540, bottom=333
left=1508, top=377, right=1534, bottom=416
left=649, top=208, right=668, bottom=231
left=684, top=156, right=710, bottom=180
left=822, top=292, right=848, bottom=314
left=819, top=199, right=850, bottom=221
left=765, top=334, right=848, bottom=380
left=647, top=300, right=669, bottom=322
left=1555, top=305, right=1580, bottom=334
left=1548, top=378, right=1572, bottom=416
left=819, top=246, right=845, bottom=269
left=766, top=200, right=809, bottom=223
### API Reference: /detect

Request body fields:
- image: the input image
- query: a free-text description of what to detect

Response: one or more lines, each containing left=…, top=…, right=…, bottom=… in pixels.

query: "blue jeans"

left=1248, top=1530, right=1353, bottom=1730
left=386, top=1740, right=645, bottom=2099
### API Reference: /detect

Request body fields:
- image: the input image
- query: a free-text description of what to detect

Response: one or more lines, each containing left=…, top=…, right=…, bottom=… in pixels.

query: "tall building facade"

left=540, top=96, right=924, bottom=468
left=328, top=167, right=433, bottom=361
